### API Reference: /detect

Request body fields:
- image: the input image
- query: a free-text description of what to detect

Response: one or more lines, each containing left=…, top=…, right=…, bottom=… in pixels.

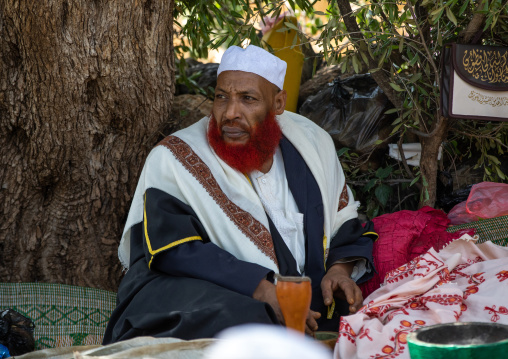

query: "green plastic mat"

left=0, top=282, right=116, bottom=349
left=446, top=215, right=508, bottom=247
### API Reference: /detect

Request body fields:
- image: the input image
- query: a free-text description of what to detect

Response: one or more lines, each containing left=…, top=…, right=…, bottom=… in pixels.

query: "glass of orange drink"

left=275, top=275, right=312, bottom=334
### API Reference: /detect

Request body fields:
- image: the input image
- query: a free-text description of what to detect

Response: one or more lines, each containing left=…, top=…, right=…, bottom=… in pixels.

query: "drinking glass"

left=275, top=275, right=312, bottom=334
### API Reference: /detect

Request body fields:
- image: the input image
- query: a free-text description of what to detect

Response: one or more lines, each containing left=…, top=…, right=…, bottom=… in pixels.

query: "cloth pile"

left=360, top=207, right=474, bottom=298
left=335, top=238, right=508, bottom=359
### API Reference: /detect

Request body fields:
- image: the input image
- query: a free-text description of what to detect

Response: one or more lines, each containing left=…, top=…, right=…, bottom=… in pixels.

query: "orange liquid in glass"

left=276, top=277, right=312, bottom=333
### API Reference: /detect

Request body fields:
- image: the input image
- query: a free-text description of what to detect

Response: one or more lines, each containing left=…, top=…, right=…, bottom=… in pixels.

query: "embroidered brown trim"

left=338, top=183, right=349, bottom=211
left=158, top=136, right=278, bottom=267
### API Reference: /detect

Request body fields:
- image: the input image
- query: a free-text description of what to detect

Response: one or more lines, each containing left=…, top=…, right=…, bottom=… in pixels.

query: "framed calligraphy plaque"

left=441, top=43, right=508, bottom=122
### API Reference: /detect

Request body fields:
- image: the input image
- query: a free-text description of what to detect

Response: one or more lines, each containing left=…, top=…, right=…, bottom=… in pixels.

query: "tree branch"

left=335, top=0, right=403, bottom=109
left=458, top=0, right=487, bottom=44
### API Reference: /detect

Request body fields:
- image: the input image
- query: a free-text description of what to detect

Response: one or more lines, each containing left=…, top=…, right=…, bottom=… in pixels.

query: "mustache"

left=219, top=120, right=250, bottom=131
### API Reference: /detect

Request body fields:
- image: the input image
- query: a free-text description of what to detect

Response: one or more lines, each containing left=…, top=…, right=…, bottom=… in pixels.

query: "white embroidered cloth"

left=118, top=111, right=359, bottom=271
left=334, top=238, right=508, bottom=359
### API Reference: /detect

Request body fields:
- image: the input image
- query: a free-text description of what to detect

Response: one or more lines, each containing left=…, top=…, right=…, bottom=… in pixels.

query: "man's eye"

left=244, top=96, right=256, bottom=101
left=215, top=94, right=225, bottom=99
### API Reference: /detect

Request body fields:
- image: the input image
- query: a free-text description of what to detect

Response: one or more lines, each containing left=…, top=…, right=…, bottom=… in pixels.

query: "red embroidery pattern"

left=436, top=267, right=451, bottom=287
left=364, top=302, right=393, bottom=320
left=386, top=252, right=443, bottom=284
left=496, top=270, right=508, bottom=282
left=359, top=328, right=373, bottom=341
left=385, top=256, right=421, bottom=284
left=159, top=136, right=278, bottom=266
left=369, top=320, right=425, bottom=359
left=413, top=253, right=444, bottom=278
left=339, top=320, right=357, bottom=343
left=485, top=305, right=508, bottom=322
left=385, top=306, right=410, bottom=323
left=462, top=272, right=485, bottom=299
left=468, top=272, right=485, bottom=285
left=338, top=183, right=349, bottom=211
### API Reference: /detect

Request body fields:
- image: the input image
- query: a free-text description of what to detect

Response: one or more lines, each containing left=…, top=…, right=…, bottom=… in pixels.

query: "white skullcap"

left=217, top=45, right=287, bottom=89
left=204, top=324, right=332, bottom=359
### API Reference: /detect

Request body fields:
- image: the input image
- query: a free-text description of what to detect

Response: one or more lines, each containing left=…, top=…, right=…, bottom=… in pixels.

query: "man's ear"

left=273, top=90, right=287, bottom=115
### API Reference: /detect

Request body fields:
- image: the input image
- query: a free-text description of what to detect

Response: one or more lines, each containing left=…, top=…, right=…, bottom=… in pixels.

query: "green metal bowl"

left=407, top=322, right=508, bottom=359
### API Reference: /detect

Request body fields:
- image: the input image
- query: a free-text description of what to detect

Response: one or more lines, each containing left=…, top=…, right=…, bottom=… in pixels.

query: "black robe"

left=103, top=137, right=376, bottom=344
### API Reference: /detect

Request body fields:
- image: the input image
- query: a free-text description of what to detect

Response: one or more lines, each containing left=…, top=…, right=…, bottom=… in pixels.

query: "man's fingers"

left=339, top=279, right=356, bottom=305
left=305, top=323, right=315, bottom=336
left=311, top=310, right=322, bottom=320
left=321, top=279, right=335, bottom=306
left=349, top=285, right=364, bottom=314
left=305, top=310, right=320, bottom=335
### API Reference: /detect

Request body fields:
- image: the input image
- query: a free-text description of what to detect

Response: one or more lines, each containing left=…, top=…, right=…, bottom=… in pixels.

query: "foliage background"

left=174, top=0, right=508, bottom=218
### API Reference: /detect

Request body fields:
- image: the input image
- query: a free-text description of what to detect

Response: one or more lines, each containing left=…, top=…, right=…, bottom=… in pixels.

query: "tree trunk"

left=0, top=0, right=175, bottom=291
left=418, top=117, right=448, bottom=207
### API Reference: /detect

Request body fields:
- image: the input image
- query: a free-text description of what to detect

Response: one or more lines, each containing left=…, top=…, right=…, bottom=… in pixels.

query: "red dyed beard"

left=207, top=112, right=283, bottom=173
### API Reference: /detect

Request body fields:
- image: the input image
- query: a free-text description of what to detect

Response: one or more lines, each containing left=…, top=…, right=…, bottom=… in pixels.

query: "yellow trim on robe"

left=244, top=174, right=253, bottom=187
left=143, top=193, right=202, bottom=268
left=323, top=233, right=335, bottom=319
left=363, top=231, right=379, bottom=241
left=322, top=235, right=328, bottom=270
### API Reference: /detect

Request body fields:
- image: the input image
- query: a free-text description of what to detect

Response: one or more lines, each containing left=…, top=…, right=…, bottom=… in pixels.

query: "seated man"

left=103, top=45, right=377, bottom=343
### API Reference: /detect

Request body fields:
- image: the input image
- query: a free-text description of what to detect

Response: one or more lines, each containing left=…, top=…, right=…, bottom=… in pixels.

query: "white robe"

left=118, top=111, right=359, bottom=272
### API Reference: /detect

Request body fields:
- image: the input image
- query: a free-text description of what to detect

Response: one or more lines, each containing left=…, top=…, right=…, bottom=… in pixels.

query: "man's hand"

left=321, top=263, right=363, bottom=314
left=305, top=310, right=321, bottom=336
left=252, top=279, right=285, bottom=324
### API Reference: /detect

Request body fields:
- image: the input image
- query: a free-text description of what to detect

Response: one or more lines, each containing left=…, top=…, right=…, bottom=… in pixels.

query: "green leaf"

left=495, top=166, right=506, bottom=179
left=352, top=56, right=360, bottom=73
left=446, top=7, right=458, bottom=26
left=385, top=108, right=399, bottom=115
left=459, top=0, right=469, bottom=15
left=409, top=53, right=420, bottom=66
left=375, top=184, right=392, bottom=207
left=422, top=175, right=428, bottom=187
left=430, top=7, right=444, bottom=23
left=417, top=85, right=429, bottom=96
left=364, top=178, right=377, bottom=192
left=423, top=188, right=430, bottom=202
left=391, top=123, right=403, bottom=134
left=212, top=35, right=228, bottom=49
left=376, top=166, right=393, bottom=180
left=437, top=29, right=443, bottom=46
left=399, top=36, right=404, bottom=53
left=392, top=117, right=402, bottom=125
left=360, top=51, right=369, bottom=65
left=284, top=21, right=300, bottom=31
left=337, top=147, right=350, bottom=157
left=410, top=175, right=421, bottom=187
left=408, top=73, right=422, bottom=83
left=389, top=83, right=404, bottom=92
left=230, top=10, right=243, bottom=18
left=377, top=48, right=388, bottom=68
left=488, top=155, right=501, bottom=165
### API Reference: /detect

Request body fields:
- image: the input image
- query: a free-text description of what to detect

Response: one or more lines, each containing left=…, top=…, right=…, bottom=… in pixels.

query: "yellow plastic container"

left=261, top=16, right=304, bottom=112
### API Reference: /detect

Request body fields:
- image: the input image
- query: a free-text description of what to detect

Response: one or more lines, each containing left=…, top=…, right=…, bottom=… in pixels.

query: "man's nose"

left=224, top=99, right=240, bottom=120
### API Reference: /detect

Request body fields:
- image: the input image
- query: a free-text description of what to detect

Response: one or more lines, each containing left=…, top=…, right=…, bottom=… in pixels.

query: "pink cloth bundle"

left=335, top=239, right=508, bottom=359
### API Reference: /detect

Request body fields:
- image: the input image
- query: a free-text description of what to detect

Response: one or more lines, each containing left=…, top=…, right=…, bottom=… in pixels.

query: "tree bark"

left=419, top=117, right=448, bottom=207
left=0, top=0, right=175, bottom=291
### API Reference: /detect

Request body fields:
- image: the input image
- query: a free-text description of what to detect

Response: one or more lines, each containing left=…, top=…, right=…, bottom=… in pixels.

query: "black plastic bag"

left=0, top=309, right=35, bottom=356
left=299, top=73, right=393, bottom=154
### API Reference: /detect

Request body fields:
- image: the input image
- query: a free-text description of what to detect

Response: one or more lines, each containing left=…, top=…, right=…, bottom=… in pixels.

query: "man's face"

left=212, top=71, right=286, bottom=145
